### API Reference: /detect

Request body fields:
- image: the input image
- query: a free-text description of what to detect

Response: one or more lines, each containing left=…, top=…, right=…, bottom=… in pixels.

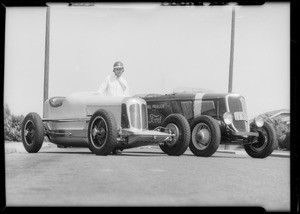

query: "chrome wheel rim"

left=24, top=120, right=35, bottom=146
left=164, top=123, right=180, bottom=147
left=250, top=128, right=268, bottom=152
left=192, top=123, right=211, bottom=150
left=90, top=116, right=108, bottom=149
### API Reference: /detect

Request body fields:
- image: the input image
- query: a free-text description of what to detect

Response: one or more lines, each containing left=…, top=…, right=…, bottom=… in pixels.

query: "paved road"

left=4, top=143, right=290, bottom=211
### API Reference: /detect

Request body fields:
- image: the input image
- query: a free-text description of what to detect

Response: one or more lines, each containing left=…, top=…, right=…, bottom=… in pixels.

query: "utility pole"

left=228, top=6, right=235, bottom=93
left=43, top=6, right=50, bottom=117
left=226, top=5, right=236, bottom=150
left=43, top=3, right=93, bottom=118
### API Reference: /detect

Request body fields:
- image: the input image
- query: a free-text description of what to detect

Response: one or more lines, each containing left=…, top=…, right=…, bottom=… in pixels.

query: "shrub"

left=280, top=132, right=290, bottom=150
left=4, top=104, right=24, bottom=142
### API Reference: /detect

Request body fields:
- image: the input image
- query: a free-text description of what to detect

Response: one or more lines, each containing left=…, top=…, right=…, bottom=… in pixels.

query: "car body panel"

left=142, top=92, right=258, bottom=144
left=42, top=91, right=174, bottom=149
left=43, top=91, right=124, bottom=126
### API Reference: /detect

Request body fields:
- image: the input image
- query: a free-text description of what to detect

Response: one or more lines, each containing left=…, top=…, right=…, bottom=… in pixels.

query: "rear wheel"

left=244, top=121, right=277, bottom=158
left=189, top=115, right=221, bottom=157
left=21, top=112, right=44, bottom=153
left=159, top=114, right=190, bottom=156
left=88, top=109, right=117, bottom=155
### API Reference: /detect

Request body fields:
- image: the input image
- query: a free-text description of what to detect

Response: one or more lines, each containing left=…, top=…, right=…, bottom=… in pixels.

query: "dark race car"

left=140, top=92, right=277, bottom=158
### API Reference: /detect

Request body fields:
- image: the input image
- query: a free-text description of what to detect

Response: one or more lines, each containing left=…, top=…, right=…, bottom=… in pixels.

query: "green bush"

left=4, top=104, right=24, bottom=142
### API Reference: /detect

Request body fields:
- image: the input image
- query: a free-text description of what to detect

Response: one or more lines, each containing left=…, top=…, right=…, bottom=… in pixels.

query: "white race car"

left=21, top=92, right=191, bottom=156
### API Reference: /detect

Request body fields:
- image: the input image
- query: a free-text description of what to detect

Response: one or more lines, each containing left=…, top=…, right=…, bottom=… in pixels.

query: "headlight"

left=254, top=115, right=264, bottom=127
left=223, top=112, right=233, bottom=125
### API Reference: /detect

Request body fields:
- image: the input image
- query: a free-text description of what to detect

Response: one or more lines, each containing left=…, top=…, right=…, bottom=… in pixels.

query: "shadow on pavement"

left=183, top=153, right=249, bottom=159
left=39, top=150, right=248, bottom=158
left=39, top=151, right=92, bottom=155
left=39, top=150, right=167, bottom=157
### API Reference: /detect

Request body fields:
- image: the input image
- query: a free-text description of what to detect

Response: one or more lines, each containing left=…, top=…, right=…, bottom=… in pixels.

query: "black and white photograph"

left=2, top=1, right=294, bottom=211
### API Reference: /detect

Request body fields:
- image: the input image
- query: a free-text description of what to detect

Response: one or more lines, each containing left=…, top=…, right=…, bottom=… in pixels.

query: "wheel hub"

left=164, top=123, right=179, bottom=147
left=24, top=120, right=35, bottom=146
left=192, top=123, right=212, bottom=150
left=196, top=129, right=210, bottom=145
left=250, top=129, right=268, bottom=152
left=90, top=116, right=108, bottom=149
left=98, top=127, right=106, bottom=138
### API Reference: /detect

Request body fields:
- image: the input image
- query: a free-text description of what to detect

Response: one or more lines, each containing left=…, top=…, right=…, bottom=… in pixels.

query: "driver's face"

left=113, top=67, right=124, bottom=78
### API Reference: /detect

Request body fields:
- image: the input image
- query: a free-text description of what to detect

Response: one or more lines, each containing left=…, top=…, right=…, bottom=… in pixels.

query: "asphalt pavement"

left=3, top=141, right=291, bottom=211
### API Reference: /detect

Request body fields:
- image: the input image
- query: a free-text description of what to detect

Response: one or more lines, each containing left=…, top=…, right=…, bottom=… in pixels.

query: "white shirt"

left=98, top=74, right=130, bottom=97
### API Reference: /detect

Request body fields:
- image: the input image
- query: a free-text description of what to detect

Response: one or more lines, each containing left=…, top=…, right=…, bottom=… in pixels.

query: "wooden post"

left=43, top=6, right=50, bottom=117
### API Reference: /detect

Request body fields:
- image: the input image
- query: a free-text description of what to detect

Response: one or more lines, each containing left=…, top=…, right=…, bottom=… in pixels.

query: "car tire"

left=244, top=121, right=277, bottom=158
left=189, top=115, right=221, bottom=157
left=88, top=109, right=117, bottom=155
left=159, top=114, right=190, bottom=156
left=21, top=112, right=44, bottom=153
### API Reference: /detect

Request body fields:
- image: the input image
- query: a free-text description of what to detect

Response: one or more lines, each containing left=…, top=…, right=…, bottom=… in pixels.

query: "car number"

left=234, top=112, right=247, bottom=120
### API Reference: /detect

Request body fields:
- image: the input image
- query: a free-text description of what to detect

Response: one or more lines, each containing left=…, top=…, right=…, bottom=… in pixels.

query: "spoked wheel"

left=21, top=112, right=44, bottom=153
left=244, top=121, right=277, bottom=158
left=189, top=115, right=220, bottom=157
left=88, top=109, right=117, bottom=155
left=91, top=116, right=108, bottom=148
left=159, top=114, right=190, bottom=156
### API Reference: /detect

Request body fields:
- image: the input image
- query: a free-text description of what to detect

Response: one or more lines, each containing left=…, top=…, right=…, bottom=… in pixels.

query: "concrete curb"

left=216, top=149, right=290, bottom=158
left=5, top=147, right=17, bottom=154
left=217, top=144, right=290, bottom=158
left=139, top=145, right=290, bottom=158
left=4, top=142, right=54, bottom=154
left=268, top=152, right=290, bottom=158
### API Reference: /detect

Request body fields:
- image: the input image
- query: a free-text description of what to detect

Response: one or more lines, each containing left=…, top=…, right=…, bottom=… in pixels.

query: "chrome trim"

left=120, top=128, right=175, bottom=145
left=47, top=130, right=72, bottom=136
left=43, top=117, right=90, bottom=122
left=122, top=97, right=148, bottom=130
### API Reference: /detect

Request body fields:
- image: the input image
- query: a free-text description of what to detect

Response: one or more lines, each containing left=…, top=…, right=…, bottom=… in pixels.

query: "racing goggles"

left=114, top=66, right=124, bottom=71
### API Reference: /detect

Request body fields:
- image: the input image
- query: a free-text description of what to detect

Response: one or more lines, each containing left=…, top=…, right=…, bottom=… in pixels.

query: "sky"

left=4, top=3, right=290, bottom=119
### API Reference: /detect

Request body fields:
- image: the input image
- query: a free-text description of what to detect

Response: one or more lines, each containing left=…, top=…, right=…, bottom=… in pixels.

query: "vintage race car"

left=141, top=92, right=277, bottom=158
left=21, top=92, right=191, bottom=156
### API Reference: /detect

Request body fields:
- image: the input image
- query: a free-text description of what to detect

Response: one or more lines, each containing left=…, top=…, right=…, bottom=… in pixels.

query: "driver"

left=98, top=61, right=130, bottom=97
left=98, top=61, right=130, bottom=155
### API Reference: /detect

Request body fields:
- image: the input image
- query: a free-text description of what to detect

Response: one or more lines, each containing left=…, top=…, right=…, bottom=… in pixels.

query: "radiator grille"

left=141, top=104, right=148, bottom=129
left=129, top=104, right=141, bottom=129
left=121, top=104, right=130, bottom=128
left=228, top=96, right=249, bottom=132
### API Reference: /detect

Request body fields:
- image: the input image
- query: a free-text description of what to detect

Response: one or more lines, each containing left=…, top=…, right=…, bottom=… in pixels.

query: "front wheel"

left=88, top=109, right=117, bottom=155
left=21, top=112, right=44, bottom=153
left=189, top=115, right=221, bottom=157
left=159, top=114, right=190, bottom=156
left=244, top=121, right=277, bottom=158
